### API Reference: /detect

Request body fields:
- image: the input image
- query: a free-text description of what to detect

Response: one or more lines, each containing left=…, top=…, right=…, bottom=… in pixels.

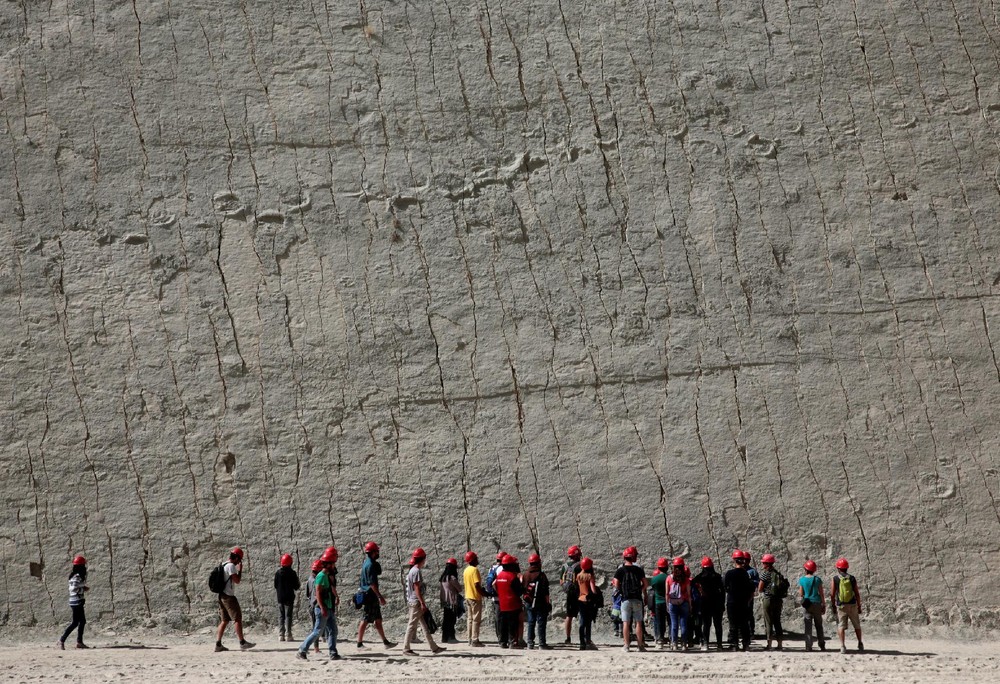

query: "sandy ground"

left=2, top=631, right=998, bottom=683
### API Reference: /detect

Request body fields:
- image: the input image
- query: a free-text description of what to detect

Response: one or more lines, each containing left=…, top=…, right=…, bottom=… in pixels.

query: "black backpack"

left=208, top=564, right=227, bottom=594
left=770, top=571, right=790, bottom=599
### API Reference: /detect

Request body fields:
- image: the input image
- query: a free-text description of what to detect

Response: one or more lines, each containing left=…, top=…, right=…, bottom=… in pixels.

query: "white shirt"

left=223, top=562, right=240, bottom=597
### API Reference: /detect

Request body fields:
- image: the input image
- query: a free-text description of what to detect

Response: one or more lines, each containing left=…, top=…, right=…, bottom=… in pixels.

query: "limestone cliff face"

left=1, top=0, right=999, bottom=629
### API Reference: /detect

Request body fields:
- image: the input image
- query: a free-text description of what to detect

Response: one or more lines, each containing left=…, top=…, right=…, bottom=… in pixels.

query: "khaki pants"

left=403, top=604, right=439, bottom=651
left=466, top=598, right=483, bottom=642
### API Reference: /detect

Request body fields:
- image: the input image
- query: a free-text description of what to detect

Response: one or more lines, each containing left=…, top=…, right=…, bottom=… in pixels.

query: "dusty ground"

left=3, top=633, right=998, bottom=683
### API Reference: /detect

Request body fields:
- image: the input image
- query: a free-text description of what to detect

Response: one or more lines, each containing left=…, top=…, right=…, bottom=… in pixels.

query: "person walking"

left=521, top=553, right=551, bottom=649
left=613, top=546, right=648, bottom=652
left=694, top=556, right=725, bottom=651
left=830, top=557, right=863, bottom=654
left=560, top=545, right=582, bottom=644
left=440, top=558, right=463, bottom=643
left=58, top=555, right=90, bottom=650
left=575, top=557, right=598, bottom=651
left=494, top=554, right=524, bottom=648
left=757, top=554, right=785, bottom=650
left=648, top=558, right=669, bottom=646
left=743, top=550, right=759, bottom=639
left=215, top=547, right=255, bottom=652
left=402, top=548, right=445, bottom=655
left=296, top=547, right=340, bottom=660
left=666, top=557, right=693, bottom=650
left=463, top=551, right=486, bottom=647
left=305, top=558, right=324, bottom=653
left=799, top=560, right=826, bottom=651
left=724, top=550, right=754, bottom=651
left=356, top=542, right=395, bottom=649
left=274, top=553, right=301, bottom=641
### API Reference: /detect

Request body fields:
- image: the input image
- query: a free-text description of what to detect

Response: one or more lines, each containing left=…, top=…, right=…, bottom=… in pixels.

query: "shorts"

left=620, top=598, right=644, bottom=623
left=837, top=603, right=861, bottom=631
left=565, top=593, right=579, bottom=618
left=219, top=594, right=242, bottom=623
left=362, top=590, right=382, bottom=623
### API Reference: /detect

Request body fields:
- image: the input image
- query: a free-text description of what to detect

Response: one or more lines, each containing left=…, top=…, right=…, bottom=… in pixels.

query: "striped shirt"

left=68, top=574, right=86, bottom=606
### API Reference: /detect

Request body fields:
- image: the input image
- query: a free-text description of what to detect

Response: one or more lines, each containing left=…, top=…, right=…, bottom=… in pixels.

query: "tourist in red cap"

left=693, top=556, right=725, bottom=650
left=274, top=553, right=301, bottom=642
left=831, top=557, right=863, bottom=654
left=798, top=559, right=826, bottom=651
left=559, top=545, right=583, bottom=644
left=494, top=554, right=524, bottom=648
left=355, top=541, right=395, bottom=650
left=757, top=553, right=787, bottom=650
left=521, top=553, right=552, bottom=649
left=296, top=547, right=340, bottom=660
left=58, top=555, right=90, bottom=650
left=613, top=546, right=648, bottom=652
left=401, top=548, right=445, bottom=655
left=462, top=551, right=486, bottom=646
left=215, top=547, right=255, bottom=652
left=439, top=557, right=463, bottom=643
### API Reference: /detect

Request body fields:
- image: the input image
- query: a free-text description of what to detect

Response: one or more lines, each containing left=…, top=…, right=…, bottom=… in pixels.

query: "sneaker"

left=58, top=641, right=64, bottom=650
left=527, top=643, right=536, bottom=650
left=588, top=643, right=599, bottom=651
left=819, top=640, right=826, bottom=652
left=296, top=651, right=307, bottom=660
left=76, top=643, right=89, bottom=650
left=579, top=644, right=587, bottom=651
left=840, top=645, right=847, bottom=654
left=401, top=649, right=417, bottom=656
left=279, top=635, right=286, bottom=642
left=215, top=643, right=229, bottom=652
left=383, top=640, right=396, bottom=649
left=638, top=644, right=647, bottom=652
left=240, top=641, right=255, bottom=650
left=564, top=637, right=572, bottom=645
left=540, top=644, right=553, bottom=650
left=330, top=653, right=342, bottom=660
left=858, top=641, right=864, bottom=653
left=431, top=646, right=446, bottom=655
left=623, top=644, right=631, bottom=653
left=356, top=642, right=365, bottom=649
left=701, top=643, right=709, bottom=652
left=287, top=634, right=294, bottom=641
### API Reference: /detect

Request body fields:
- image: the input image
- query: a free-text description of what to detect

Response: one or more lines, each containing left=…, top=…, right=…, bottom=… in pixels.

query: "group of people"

left=58, top=544, right=866, bottom=659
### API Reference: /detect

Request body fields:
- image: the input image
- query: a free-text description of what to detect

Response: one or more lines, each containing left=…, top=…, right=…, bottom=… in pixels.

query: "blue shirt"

left=799, top=575, right=822, bottom=603
left=360, top=557, right=381, bottom=592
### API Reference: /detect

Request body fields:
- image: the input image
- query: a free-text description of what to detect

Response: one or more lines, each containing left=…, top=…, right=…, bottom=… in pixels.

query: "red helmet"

left=803, top=560, right=817, bottom=573
left=580, top=557, right=594, bottom=572
left=504, top=555, right=518, bottom=565
left=567, top=545, right=582, bottom=560
left=672, top=556, right=685, bottom=567
left=761, top=553, right=776, bottom=565
left=280, top=553, right=293, bottom=567
left=528, top=553, right=541, bottom=565
left=623, top=546, right=638, bottom=561
left=364, top=541, right=380, bottom=554
left=742, top=550, right=752, bottom=561
left=464, top=551, right=478, bottom=564
left=320, top=547, right=338, bottom=563
left=496, top=552, right=506, bottom=562
left=72, top=555, right=87, bottom=566
left=836, top=557, right=849, bottom=571
left=231, top=547, right=244, bottom=559
left=701, top=556, right=714, bottom=568
left=656, top=557, right=670, bottom=570
left=411, top=547, right=427, bottom=562
left=446, top=557, right=458, bottom=566
left=311, top=559, right=324, bottom=572
left=732, top=549, right=744, bottom=561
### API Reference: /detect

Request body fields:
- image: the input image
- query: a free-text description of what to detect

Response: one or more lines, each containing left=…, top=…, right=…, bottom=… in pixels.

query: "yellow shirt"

left=463, top=565, right=483, bottom=601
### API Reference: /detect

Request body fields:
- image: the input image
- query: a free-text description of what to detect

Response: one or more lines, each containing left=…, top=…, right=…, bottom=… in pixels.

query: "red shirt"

left=494, top=569, right=523, bottom=612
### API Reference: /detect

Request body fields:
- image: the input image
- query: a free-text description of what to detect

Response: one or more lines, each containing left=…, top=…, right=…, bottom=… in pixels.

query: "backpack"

left=208, top=564, right=227, bottom=594
left=484, top=565, right=499, bottom=598
left=619, top=566, right=642, bottom=598
left=667, top=577, right=684, bottom=604
left=560, top=562, right=578, bottom=592
left=770, top=571, right=790, bottom=599
left=835, top=574, right=856, bottom=605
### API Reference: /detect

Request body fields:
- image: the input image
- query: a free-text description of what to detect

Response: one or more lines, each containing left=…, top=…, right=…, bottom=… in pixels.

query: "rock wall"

left=1, top=0, right=999, bottom=629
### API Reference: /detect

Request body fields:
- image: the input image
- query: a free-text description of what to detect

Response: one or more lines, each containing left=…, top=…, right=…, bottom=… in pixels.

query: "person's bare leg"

left=623, top=620, right=631, bottom=648
left=374, top=619, right=388, bottom=641
left=357, top=621, right=368, bottom=643
left=234, top=621, right=245, bottom=642
left=565, top=616, right=572, bottom=642
left=216, top=620, right=227, bottom=643
left=636, top=621, right=646, bottom=649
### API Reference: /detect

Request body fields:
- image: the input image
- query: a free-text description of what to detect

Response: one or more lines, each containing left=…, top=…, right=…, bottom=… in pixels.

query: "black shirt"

left=614, top=564, right=646, bottom=600
left=724, top=567, right=755, bottom=604
left=274, top=567, right=301, bottom=604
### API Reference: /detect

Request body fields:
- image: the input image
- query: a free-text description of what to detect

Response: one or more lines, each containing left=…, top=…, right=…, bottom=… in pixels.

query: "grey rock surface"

left=1, top=0, right=999, bottom=630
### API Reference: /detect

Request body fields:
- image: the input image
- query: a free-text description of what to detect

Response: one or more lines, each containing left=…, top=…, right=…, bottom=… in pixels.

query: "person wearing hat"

left=798, top=559, right=826, bottom=651
left=612, top=546, right=648, bottom=653
left=830, top=557, right=863, bottom=654
left=575, top=557, right=599, bottom=650
left=439, top=558, right=463, bottom=643
left=724, top=549, right=754, bottom=651
left=356, top=541, right=395, bottom=649
left=462, top=551, right=486, bottom=647
left=296, top=547, right=341, bottom=660
left=757, top=554, right=784, bottom=650
left=58, top=555, right=90, bottom=650
left=560, top=545, right=583, bottom=645
left=306, top=558, right=325, bottom=654
left=274, top=553, right=301, bottom=642
left=402, top=548, right=445, bottom=655
left=493, top=554, right=524, bottom=648
left=521, top=553, right=551, bottom=649
left=665, top=557, right=693, bottom=650
left=216, top=547, right=255, bottom=652
left=693, top=556, right=725, bottom=651
left=485, top=551, right=506, bottom=643
left=648, top=558, right=670, bottom=647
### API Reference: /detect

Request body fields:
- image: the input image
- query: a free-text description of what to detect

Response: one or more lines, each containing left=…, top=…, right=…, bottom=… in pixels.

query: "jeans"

left=762, top=597, right=783, bottom=642
left=278, top=601, right=294, bottom=636
left=803, top=602, right=825, bottom=649
left=60, top=604, right=86, bottom=644
left=577, top=600, right=592, bottom=645
left=652, top=602, right=667, bottom=641
left=299, top=606, right=337, bottom=656
left=491, top=600, right=502, bottom=642
left=526, top=606, right=548, bottom=646
left=668, top=602, right=689, bottom=645
left=700, top=602, right=724, bottom=646
left=727, top=602, right=751, bottom=648
left=465, top=598, right=483, bottom=642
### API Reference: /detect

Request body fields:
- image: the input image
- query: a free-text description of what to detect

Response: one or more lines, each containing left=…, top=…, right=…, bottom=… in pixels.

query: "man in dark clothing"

left=521, top=553, right=551, bottom=649
left=612, top=546, right=648, bottom=652
left=724, top=550, right=754, bottom=651
left=560, top=546, right=582, bottom=645
left=274, top=554, right=301, bottom=641
left=694, top=556, right=725, bottom=650
left=356, top=541, right=395, bottom=649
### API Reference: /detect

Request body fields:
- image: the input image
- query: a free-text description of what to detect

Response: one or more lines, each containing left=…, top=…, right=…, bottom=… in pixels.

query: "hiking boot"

left=240, top=641, right=256, bottom=651
left=564, top=637, right=572, bottom=645
left=215, top=643, right=229, bottom=652
left=58, top=641, right=65, bottom=650
left=76, top=643, right=89, bottom=649
left=819, top=640, right=826, bottom=652
left=296, top=651, right=307, bottom=660
left=330, top=653, right=342, bottom=660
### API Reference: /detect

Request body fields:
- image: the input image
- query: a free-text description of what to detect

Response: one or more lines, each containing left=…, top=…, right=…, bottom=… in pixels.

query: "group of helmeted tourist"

left=58, top=544, right=865, bottom=658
